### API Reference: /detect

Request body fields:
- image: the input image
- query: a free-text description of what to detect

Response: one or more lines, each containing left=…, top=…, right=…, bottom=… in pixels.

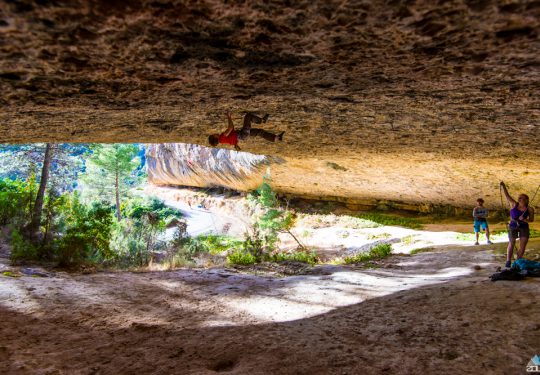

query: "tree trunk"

left=115, top=168, right=121, bottom=221
left=27, top=143, right=54, bottom=242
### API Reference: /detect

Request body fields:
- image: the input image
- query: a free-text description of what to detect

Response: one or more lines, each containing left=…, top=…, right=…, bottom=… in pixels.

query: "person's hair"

left=518, top=194, right=529, bottom=206
left=477, top=198, right=484, bottom=204
left=208, top=134, right=219, bottom=147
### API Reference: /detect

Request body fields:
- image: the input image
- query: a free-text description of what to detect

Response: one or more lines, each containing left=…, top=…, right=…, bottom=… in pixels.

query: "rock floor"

left=1, top=236, right=539, bottom=375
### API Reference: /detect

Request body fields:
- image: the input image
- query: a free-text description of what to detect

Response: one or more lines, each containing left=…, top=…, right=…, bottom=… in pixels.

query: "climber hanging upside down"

left=208, top=111, right=285, bottom=151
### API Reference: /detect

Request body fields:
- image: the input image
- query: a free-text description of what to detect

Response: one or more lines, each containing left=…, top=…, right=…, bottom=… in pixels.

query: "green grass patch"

left=354, top=213, right=422, bottom=229
left=401, top=234, right=417, bottom=245
left=186, top=234, right=243, bottom=255
left=2, top=271, right=21, bottom=277
left=297, top=213, right=382, bottom=229
left=409, top=247, right=435, bottom=255
left=456, top=231, right=508, bottom=242
left=367, top=233, right=392, bottom=240
left=343, top=243, right=393, bottom=264
left=530, top=229, right=540, bottom=238
left=227, top=249, right=258, bottom=265
left=266, top=251, right=319, bottom=265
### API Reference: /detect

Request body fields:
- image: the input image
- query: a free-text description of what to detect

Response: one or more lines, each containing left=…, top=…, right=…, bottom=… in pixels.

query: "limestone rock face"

left=148, top=143, right=539, bottom=212
left=1, top=1, right=539, bottom=208
left=146, top=143, right=280, bottom=191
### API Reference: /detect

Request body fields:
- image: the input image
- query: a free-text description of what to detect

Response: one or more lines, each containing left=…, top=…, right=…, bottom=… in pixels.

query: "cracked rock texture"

left=1, top=0, right=539, bottom=209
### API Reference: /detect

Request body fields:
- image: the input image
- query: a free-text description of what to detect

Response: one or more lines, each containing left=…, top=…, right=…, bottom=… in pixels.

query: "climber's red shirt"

left=218, top=131, right=238, bottom=146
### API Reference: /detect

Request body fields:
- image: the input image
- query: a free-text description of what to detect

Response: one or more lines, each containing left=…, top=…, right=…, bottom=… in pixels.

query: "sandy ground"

left=146, top=185, right=529, bottom=261
left=1, top=228, right=539, bottom=374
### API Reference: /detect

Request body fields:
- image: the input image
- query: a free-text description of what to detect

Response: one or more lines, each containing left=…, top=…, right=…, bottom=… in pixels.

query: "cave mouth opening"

left=1, top=142, right=525, bottom=275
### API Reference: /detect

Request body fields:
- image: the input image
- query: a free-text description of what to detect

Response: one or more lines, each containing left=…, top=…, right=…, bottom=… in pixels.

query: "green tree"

left=248, top=178, right=300, bottom=253
left=80, top=144, right=141, bottom=221
left=26, top=143, right=55, bottom=242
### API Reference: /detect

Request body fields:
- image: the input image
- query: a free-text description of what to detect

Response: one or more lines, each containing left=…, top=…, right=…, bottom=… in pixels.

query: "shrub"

left=10, top=230, right=38, bottom=262
left=109, top=213, right=166, bottom=267
left=266, top=250, right=319, bottom=265
left=124, top=196, right=182, bottom=222
left=343, top=243, right=393, bottom=264
left=0, top=177, right=35, bottom=228
left=409, top=247, right=435, bottom=255
left=227, top=249, right=257, bottom=265
left=247, top=180, right=297, bottom=252
left=54, top=195, right=114, bottom=266
left=367, top=233, right=392, bottom=240
left=182, top=234, right=243, bottom=256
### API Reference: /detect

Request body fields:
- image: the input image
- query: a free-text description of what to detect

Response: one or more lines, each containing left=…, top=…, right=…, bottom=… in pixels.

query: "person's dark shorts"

left=237, top=127, right=250, bottom=140
left=508, top=225, right=530, bottom=240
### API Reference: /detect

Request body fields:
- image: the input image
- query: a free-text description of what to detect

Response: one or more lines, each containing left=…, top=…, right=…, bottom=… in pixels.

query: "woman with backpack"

left=500, top=181, right=535, bottom=268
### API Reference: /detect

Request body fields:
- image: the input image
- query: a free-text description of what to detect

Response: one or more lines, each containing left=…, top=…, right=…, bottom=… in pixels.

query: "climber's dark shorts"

left=508, top=226, right=529, bottom=240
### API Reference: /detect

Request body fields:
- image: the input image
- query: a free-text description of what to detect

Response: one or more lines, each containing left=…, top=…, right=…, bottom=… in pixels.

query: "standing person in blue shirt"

left=473, top=198, right=492, bottom=245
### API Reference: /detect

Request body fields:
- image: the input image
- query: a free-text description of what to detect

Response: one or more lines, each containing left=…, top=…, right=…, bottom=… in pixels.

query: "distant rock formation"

left=146, top=143, right=282, bottom=190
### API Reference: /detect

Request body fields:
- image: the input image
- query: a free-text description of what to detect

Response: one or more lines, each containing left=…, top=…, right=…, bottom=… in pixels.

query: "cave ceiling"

left=1, top=0, right=539, bottom=206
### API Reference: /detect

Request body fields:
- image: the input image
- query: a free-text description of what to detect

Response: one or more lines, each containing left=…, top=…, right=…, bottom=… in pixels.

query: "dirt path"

left=144, top=185, right=249, bottom=238
left=1, top=233, right=539, bottom=374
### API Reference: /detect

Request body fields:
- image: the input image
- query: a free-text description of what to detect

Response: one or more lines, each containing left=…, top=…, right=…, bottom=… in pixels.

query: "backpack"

left=512, top=258, right=540, bottom=271
left=490, top=268, right=525, bottom=281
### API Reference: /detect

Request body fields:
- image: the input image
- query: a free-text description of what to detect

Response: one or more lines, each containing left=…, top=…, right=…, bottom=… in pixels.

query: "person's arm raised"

left=500, top=181, right=517, bottom=206
left=223, top=111, right=235, bottom=136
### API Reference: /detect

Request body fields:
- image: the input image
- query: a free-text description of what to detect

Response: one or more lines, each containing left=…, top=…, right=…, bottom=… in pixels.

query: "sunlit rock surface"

left=146, top=143, right=281, bottom=190
left=147, top=143, right=540, bottom=212
left=1, top=1, right=539, bottom=208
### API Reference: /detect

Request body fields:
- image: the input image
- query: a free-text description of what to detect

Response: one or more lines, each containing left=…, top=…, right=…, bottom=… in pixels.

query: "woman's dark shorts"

left=508, top=225, right=530, bottom=240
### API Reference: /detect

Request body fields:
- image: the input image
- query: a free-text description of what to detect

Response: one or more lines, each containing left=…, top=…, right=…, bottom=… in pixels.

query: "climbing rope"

left=499, top=183, right=508, bottom=220
left=530, top=183, right=540, bottom=206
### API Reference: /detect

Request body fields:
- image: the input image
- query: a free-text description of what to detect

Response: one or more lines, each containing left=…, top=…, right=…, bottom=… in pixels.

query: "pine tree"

left=26, top=143, right=55, bottom=242
left=80, top=144, right=141, bottom=221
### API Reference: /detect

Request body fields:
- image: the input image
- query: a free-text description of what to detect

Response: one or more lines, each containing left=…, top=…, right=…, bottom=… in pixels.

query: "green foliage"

left=79, top=144, right=142, bottom=218
left=401, top=235, right=417, bottom=245
left=54, top=194, right=115, bottom=266
left=409, top=247, right=435, bottom=255
left=0, top=177, right=35, bottom=227
left=456, top=231, right=507, bottom=242
left=252, top=181, right=278, bottom=208
left=10, top=230, right=38, bottom=262
left=182, top=234, right=243, bottom=256
left=2, top=271, right=21, bottom=277
left=0, top=144, right=88, bottom=193
left=109, top=208, right=166, bottom=267
left=248, top=179, right=296, bottom=252
left=367, top=232, right=392, bottom=240
left=343, top=243, right=393, bottom=264
left=354, top=213, right=422, bottom=229
left=266, top=251, right=319, bottom=265
left=296, top=213, right=381, bottom=229
left=530, top=229, right=540, bottom=238
left=227, top=249, right=258, bottom=265
left=124, top=196, right=182, bottom=222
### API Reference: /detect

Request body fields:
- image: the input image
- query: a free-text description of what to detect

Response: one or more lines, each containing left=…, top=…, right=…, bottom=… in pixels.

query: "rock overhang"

left=1, top=0, right=539, bottom=208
